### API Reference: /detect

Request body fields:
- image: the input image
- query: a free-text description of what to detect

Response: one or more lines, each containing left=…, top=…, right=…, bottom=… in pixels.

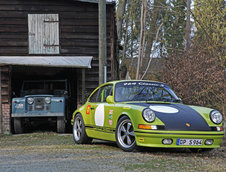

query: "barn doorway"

left=11, top=66, right=78, bottom=133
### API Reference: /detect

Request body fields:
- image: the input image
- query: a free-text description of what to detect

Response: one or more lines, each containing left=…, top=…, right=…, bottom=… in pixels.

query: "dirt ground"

left=0, top=132, right=225, bottom=172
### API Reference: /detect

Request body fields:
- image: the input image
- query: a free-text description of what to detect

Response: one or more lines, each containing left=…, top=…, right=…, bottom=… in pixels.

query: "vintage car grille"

left=34, top=97, right=45, bottom=110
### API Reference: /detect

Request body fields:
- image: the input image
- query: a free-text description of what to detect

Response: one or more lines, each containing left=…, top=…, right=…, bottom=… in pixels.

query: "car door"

left=88, top=84, right=113, bottom=130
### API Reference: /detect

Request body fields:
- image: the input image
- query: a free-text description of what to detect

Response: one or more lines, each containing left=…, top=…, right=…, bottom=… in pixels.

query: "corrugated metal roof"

left=75, top=0, right=114, bottom=4
left=0, top=56, right=93, bottom=68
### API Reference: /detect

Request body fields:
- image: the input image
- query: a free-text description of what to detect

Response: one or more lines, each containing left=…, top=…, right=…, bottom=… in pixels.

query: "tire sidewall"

left=116, top=116, right=137, bottom=152
left=73, top=114, right=90, bottom=144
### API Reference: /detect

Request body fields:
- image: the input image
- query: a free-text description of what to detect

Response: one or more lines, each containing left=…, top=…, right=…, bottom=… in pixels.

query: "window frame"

left=88, top=84, right=113, bottom=103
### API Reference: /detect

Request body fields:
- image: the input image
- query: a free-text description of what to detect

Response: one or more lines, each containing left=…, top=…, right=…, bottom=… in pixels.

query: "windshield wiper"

left=145, top=97, right=154, bottom=102
left=146, top=97, right=171, bottom=102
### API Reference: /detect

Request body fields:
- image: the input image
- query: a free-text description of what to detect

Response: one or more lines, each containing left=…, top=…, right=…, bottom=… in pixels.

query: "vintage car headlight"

left=210, top=110, right=223, bottom=124
left=142, top=108, right=155, bottom=122
left=45, top=97, right=51, bottom=104
left=27, top=97, right=34, bottom=105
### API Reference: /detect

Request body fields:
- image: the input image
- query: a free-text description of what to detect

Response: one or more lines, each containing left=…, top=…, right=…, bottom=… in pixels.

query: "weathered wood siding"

left=0, top=0, right=118, bottom=102
left=28, top=14, right=60, bottom=54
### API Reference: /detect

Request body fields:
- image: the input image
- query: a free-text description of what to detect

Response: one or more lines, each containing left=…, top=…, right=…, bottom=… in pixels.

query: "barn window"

left=28, top=14, right=59, bottom=54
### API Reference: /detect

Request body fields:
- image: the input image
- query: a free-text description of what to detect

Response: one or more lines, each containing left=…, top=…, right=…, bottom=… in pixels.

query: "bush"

left=162, top=47, right=225, bottom=116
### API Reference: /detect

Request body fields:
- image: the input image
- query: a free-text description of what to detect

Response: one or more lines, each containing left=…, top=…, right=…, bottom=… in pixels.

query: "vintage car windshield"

left=21, top=80, right=67, bottom=96
left=115, top=81, right=179, bottom=102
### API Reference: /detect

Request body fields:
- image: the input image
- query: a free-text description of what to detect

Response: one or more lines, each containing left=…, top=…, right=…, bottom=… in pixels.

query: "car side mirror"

left=177, top=98, right=183, bottom=103
left=106, top=96, right=114, bottom=104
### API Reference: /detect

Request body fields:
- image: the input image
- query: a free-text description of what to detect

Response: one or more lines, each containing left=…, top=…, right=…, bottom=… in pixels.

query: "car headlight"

left=210, top=110, right=223, bottom=124
left=27, top=97, right=34, bottom=105
left=45, top=97, right=51, bottom=104
left=142, top=108, right=155, bottom=122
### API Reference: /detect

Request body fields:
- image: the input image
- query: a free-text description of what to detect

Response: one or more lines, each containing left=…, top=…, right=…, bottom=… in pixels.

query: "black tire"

left=57, top=116, right=66, bottom=133
left=189, top=148, right=214, bottom=153
left=14, top=118, right=24, bottom=134
left=116, top=116, right=137, bottom=152
left=73, top=114, right=92, bottom=144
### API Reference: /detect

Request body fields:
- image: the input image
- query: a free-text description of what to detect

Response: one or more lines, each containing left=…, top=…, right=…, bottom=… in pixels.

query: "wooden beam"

left=82, top=68, right=86, bottom=104
left=110, top=6, right=115, bottom=81
left=99, top=0, right=106, bottom=84
left=0, top=66, right=2, bottom=134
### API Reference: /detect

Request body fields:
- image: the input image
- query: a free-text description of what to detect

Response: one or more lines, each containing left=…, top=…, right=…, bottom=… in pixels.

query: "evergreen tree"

left=193, top=0, right=225, bottom=66
left=162, top=0, right=186, bottom=55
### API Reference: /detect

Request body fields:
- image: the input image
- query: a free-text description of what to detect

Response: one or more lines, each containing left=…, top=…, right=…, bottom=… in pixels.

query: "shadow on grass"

left=89, top=139, right=225, bottom=158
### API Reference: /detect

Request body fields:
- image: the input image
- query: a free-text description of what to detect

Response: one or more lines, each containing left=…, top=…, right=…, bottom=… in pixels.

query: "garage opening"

left=0, top=56, right=93, bottom=134
left=11, top=66, right=79, bottom=133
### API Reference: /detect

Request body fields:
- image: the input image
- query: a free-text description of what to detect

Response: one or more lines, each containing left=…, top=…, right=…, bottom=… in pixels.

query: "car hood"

left=25, top=95, right=53, bottom=98
left=128, top=103, right=210, bottom=131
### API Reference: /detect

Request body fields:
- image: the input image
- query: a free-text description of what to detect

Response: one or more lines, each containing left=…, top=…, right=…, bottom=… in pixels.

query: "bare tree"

left=136, top=0, right=147, bottom=79
left=185, top=0, right=191, bottom=50
left=116, top=0, right=127, bottom=43
left=141, top=23, right=163, bottom=80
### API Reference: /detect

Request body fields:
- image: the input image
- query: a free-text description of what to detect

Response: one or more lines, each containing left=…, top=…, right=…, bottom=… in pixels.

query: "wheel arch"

left=117, top=112, right=136, bottom=126
left=71, top=112, right=82, bottom=125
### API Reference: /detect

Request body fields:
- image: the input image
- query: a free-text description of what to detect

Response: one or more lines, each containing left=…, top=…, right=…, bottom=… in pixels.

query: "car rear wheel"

left=14, top=118, right=24, bottom=134
left=73, top=114, right=92, bottom=144
left=116, top=116, right=136, bottom=152
left=57, top=117, right=65, bottom=133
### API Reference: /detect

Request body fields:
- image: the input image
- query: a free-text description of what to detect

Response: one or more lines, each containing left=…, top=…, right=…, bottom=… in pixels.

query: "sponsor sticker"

left=122, top=82, right=164, bottom=87
left=109, top=120, right=113, bottom=126
left=86, top=105, right=91, bottom=115
left=109, top=110, right=113, bottom=114
left=109, top=115, right=112, bottom=120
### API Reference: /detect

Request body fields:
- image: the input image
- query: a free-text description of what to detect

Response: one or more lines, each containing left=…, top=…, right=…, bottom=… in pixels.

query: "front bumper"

left=134, top=130, right=224, bottom=148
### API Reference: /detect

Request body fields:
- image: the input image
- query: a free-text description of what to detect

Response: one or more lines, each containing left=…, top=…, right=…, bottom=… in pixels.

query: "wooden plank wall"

left=0, top=0, right=118, bottom=102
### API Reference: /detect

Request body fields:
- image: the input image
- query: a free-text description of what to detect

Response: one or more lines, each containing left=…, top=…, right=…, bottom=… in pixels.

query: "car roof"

left=105, top=80, right=166, bottom=85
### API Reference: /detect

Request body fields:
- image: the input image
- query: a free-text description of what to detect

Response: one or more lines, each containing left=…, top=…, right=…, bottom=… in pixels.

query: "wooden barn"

left=0, top=0, right=118, bottom=134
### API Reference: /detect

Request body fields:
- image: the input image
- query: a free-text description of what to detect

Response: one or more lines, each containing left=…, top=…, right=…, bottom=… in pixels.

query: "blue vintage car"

left=12, top=80, right=69, bottom=133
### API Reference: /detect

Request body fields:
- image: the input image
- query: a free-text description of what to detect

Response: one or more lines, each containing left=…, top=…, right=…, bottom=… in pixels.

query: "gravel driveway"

left=0, top=132, right=225, bottom=172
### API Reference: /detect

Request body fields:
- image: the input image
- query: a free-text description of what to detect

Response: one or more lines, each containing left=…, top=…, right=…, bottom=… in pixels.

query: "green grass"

left=0, top=132, right=225, bottom=171
left=124, top=154, right=225, bottom=172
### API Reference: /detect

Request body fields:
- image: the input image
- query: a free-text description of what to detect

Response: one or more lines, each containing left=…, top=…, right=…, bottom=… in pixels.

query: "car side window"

left=89, top=89, right=99, bottom=102
left=97, top=85, right=113, bottom=102
left=89, top=85, right=113, bottom=102
left=89, top=85, right=113, bottom=103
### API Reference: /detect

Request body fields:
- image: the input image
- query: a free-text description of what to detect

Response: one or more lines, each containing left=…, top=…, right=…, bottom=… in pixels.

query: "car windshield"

left=21, top=80, right=67, bottom=96
left=23, top=80, right=66, bottom=90
left=115, top=81, right=179, bottom=102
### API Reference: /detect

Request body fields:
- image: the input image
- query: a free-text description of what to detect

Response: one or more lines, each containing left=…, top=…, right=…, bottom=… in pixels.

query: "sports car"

left=71, top=80, right=224, bottom=152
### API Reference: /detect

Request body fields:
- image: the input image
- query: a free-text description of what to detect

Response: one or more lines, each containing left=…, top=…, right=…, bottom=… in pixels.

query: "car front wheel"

left=116, top=116, right=136, bottom=152
left=57, top=117, right=65, bottom=133
left=73, top=114, right=92, bottom=144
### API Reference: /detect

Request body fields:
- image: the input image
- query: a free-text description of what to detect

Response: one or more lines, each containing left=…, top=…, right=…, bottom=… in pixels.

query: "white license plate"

left=176, top=139, right=203, bottom=146
left=15, top=104, right=24, bottom=109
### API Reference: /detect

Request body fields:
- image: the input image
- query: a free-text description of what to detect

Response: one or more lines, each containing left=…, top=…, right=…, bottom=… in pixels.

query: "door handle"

left=90, top=107, right=95, bottom=110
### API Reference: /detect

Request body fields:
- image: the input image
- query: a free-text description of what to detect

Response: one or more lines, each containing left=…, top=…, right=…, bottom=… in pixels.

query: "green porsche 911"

left=71, top=80, right=224, bottom=152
